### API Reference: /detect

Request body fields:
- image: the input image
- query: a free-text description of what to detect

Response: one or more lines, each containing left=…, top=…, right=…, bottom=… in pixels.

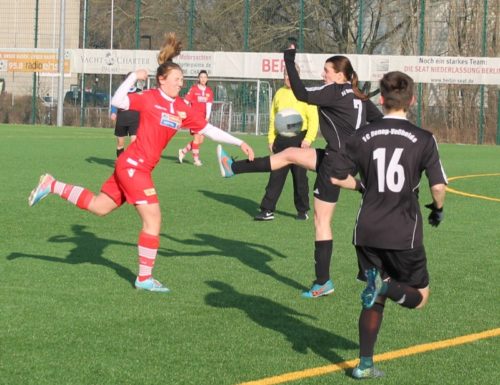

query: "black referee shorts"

left=313, top=149, right=341, bottom=203
left=115, top=110, right=139, bottom=137
left=355, top=245, right=430, bottom=289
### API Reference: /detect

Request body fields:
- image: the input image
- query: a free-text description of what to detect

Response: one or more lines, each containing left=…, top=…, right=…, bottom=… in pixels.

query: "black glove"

left=284, top=46, right=296, bottom=62
left=425, top=203, right=444, bottom=227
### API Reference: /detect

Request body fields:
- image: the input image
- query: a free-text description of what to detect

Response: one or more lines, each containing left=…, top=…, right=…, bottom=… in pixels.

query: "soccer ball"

left=274, top=108, right=303, bottom=137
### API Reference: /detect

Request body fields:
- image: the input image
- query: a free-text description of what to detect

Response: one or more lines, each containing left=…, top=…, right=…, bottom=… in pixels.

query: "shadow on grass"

left=6, top=224, right=140, bottom=287
left=85, top=156, right=115, bottom=169
left=198, top=189, right=259, bottom=217
left=205, top=280, right=357, bottom=362
left=161, top=232, right=307, bottom=291
left=198, top=189, right=296, bottom=219
left=161, top=154, right=186, bottom=164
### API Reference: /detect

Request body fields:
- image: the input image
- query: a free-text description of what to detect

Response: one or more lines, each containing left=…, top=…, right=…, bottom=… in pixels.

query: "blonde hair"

left=156, top=32, right=183, bottom=83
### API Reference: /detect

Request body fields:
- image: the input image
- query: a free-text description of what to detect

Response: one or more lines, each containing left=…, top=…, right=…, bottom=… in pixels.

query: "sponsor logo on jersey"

left=160, top=112, right=181, bottom=129
left=144, top=188, right=156, bottom=196
left=197, top=96, right=207, bottom=103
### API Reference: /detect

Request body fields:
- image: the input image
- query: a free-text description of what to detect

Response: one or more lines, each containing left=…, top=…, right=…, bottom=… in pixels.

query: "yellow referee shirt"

left=268, top=86, right=319, bottom=144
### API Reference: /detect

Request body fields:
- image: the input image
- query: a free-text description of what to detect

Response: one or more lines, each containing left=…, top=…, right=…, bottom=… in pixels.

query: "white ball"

left=274, top=108, right=303, bottom=137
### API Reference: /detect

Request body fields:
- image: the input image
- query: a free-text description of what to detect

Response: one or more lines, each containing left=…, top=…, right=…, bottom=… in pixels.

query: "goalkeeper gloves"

left=425, top=203, right=444, bottom=227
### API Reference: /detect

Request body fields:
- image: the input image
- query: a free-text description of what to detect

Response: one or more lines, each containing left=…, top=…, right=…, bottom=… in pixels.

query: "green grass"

left=1, top=124, right=499, bottom=385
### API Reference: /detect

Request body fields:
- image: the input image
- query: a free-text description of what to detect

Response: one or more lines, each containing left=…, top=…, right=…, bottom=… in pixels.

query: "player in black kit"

left=330, top=71, right=447, bottom=379
left=110, top=74, right=141, bottom=157
left=217, top=45, right=382, bottom=298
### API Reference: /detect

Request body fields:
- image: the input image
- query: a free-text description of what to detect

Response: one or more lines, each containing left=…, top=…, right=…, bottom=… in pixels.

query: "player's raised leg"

left=217, top=145, right=316, bottom=177
left=29, top=173, right=118, bottom=216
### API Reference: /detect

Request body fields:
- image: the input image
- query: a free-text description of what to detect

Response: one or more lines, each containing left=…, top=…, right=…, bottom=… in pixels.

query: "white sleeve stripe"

left=200, top=123, right=243, bottom=146
left=111, top=72, right=137, bottom=110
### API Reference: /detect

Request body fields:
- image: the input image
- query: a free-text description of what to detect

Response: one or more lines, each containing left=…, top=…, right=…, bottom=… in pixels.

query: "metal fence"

left=0, top=0, right=498, bottom=144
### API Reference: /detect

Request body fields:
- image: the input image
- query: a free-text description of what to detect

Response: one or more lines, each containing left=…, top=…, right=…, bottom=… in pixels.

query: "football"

left=274, top=108, right=303, bottom=137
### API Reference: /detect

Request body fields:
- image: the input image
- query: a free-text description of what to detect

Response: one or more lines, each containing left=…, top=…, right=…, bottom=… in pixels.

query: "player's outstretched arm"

left=200, top=123, right=254, bottom=160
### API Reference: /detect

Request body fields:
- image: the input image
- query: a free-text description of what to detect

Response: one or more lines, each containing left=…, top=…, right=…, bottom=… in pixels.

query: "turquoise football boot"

left=28, top=173, right=55, bottom=207
left=217, top=145, right=234, bottom=177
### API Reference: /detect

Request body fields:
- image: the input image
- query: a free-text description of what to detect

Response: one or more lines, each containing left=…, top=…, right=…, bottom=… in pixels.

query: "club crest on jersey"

left=178, top=111, right=187, bottom=119
left=160, top=112, right=181, bottom=129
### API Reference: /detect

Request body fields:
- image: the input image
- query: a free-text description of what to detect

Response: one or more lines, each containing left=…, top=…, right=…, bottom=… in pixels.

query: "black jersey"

left=332, top=116, right=448, bottom=250
left=284, top=59, right=382, bottom=152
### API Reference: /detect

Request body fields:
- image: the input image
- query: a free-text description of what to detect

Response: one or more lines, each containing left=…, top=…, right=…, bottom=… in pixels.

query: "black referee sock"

left=314, top=240, right=332, bottom=285
left=359, top=302, right=384, bottom=358
left=232, top=156, right=271, bottom=174
left=385, top=280, right=423, bottom=309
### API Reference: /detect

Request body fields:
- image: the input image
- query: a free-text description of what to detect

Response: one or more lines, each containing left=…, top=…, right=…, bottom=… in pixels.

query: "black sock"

left=385, top=280, right=423, bottom=309
left=359, top=302, right=384, bottom=358
left=232, top=157, right=271, bottom=174
left=314, top=240, right=332, bottom=284
left=116, top=148, right=124, bottom=157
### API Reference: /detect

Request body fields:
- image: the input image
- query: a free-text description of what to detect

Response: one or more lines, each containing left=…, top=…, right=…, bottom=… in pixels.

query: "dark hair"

left=326, top=55, right=368, bottom=101
left=198, top=70, right=208, bottom=84
left=380, top=71, right=414, bottom=111
left=156, top=32, right=183, bottom=84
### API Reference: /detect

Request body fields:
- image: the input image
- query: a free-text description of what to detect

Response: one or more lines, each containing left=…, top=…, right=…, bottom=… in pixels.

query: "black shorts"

left=355, top=245, right=429, bottom=289
left=115, top=110, right=139, bottom=137
left=313, top=149, right=341, bottom=203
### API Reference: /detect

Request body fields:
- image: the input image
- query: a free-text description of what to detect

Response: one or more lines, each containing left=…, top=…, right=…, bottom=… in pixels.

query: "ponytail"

left=156, top=32, right=183, bottom=84
left=351, top=71, right=368, bottom=101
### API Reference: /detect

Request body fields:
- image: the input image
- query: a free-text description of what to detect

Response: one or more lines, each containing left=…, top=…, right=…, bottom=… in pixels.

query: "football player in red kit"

left=178, top=70, right=214, bottom=166
left=28, top=33, right=254, bottom=293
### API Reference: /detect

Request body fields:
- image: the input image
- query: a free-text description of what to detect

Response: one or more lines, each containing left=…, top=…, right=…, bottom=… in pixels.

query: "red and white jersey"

left=184, top=84, right=214, bottom=117
left=124, top=88, right=207, bottom=171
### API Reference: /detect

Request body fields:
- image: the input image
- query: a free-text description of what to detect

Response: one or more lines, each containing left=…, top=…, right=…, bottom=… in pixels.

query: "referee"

left=111, top=73, right=141, bottom=158
left=330, top=71, right=447, bottom=379
left=254, top=66, right=318, bottom=221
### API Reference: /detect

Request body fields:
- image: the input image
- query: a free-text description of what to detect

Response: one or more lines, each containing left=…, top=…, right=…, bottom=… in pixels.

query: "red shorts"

left=100, top=157, right=158, bottom=206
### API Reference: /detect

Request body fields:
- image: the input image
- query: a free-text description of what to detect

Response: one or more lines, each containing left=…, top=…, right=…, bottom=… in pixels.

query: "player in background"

left=178, top=70, right=214, bottom=166
left=110, top=73, right=141, bottom=158
left=255, top=65, right=318, bottom=221
left=217, top=45, right=382, bottom=298
left=329, top=71, right=447, bottom=378
left=28, top=33, right=254, bottom=293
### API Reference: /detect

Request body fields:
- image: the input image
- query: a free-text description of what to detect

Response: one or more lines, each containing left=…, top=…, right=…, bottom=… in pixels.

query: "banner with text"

left=0, top=49, right=70, bottom=75
left=1, top=48, right=499, bottom=85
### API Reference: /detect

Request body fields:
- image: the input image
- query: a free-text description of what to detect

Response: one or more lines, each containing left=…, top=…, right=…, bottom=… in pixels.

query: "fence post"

left=31, top=0, right=39, bottom=125
left=478, top=0, right=488, bottom=144
left=298, top=0, right=304, bottom=51
left=497, top=90, right=500, bottom=145
left=417, top=0, right=426, bottom=127
left=80, top=0, right=88, bottom=127
left=56, top=0, right=66, bottom=127
left=188, top=0, right=195, bottom=50
left=357, top=0, right=364, bottom=54
left=135, top=0, right=141, bottom=49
